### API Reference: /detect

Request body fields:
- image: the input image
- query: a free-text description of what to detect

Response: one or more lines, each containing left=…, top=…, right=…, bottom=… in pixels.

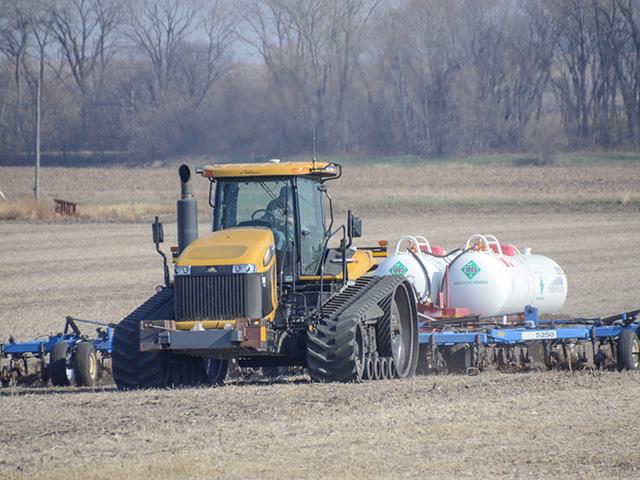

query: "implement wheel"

left=617, top=330, right=640, bottom=371
left=50, top=342, right=73, bottom=386
left=74, top=342, right=97, bottom=387
left=112, top=288, right=173, bottom=390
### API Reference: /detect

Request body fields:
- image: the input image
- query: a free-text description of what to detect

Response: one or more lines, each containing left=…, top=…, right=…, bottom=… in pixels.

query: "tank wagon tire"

left=112, top=288, right=174, bottom=390
left=74, top=342, right=97, bottom=387
left=617, top=330, right=640, bottom=371
left=50, top=342, right=72, bottom=387
left=206, top=358, right=229, bottom=386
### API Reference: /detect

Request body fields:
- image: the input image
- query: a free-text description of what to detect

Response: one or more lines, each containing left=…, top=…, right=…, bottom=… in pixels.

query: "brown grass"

left=0, top=196, right=57, bottom=220
left=2, top=160, right=640, bottom=221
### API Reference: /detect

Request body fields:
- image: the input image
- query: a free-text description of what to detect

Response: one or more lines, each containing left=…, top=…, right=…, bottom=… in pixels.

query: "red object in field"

left=53, top=199, right=77, bottom=217
left=419, top=245, right=446, bottom=256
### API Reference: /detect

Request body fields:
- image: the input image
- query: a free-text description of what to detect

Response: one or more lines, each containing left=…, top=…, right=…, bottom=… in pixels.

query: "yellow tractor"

left=112, top=161, right=418, bottom=387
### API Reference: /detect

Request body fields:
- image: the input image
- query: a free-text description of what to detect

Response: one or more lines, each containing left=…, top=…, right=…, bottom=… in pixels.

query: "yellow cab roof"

left=198, top=161, right=341, bottom=180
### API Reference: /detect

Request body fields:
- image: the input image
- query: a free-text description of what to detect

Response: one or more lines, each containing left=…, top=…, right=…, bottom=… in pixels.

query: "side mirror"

left=152, top=216, right=164, bottom=245
left=348, top=210, right=362, bottom=239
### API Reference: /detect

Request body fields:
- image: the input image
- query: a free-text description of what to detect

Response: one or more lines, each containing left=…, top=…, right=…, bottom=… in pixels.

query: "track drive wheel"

left=74, top=342, right=98, bottom=387
left=617, top=330, right=640, bottom=371
left=50, top=342, right=73, bottom=386
left=112, top=288, right=173, bottom=390
left=378, top=281, right=419, bottom=378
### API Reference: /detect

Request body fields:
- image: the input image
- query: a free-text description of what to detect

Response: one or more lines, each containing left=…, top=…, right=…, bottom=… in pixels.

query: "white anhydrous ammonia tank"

left=377, top=234, right=568, bottom=317
left=445, top=234, right=568, bottom=316
left=375, top=236, right=457, bottom=303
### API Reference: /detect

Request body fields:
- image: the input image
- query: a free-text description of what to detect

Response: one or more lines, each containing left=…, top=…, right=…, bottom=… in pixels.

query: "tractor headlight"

left=232, top=264, right=257, bottom=274
left=175, top=265, right=191, bottom=276
left=263, top=245, right=275, bottom=267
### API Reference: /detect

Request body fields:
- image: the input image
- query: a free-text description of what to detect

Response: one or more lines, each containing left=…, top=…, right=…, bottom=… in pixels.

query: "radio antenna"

left=312, top=122, right=317, bottom=169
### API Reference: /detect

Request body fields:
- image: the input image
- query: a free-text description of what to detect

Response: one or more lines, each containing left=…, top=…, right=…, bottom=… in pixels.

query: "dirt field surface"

left=1, top=161, right=640, bottom=479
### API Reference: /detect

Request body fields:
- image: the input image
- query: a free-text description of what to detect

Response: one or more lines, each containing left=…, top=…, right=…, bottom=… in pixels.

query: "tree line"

left=1, top=0, right=640, bottom=162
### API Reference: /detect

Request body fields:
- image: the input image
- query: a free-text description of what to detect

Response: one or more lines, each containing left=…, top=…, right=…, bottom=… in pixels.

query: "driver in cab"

left=264, top=185, right=293, bottom=252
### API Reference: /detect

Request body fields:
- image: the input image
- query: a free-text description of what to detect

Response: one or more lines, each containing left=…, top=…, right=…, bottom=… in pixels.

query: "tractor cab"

left=201, top=161, right=346, bottom=281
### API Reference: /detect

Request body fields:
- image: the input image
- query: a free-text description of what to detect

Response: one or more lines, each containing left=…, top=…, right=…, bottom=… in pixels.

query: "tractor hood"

left=176, top=227, right=275, bottom=273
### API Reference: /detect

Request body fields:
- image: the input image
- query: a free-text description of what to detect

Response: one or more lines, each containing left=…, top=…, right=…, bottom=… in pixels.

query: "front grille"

left=175, top=274, right=250, bottom=321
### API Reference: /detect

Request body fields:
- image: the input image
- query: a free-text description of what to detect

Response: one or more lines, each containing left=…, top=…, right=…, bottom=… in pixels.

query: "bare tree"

left=177, top=1, right=236, bottom=109
left=0, top=0, right=30, bottom=147
left=241, top=0, right=379, bottom=150
left=126, top=0, right=200, bottom=104
left=48, top=0, right=124, bottom=146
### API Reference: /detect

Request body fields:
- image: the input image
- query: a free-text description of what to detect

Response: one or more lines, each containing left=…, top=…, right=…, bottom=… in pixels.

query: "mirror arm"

left=346, top=210, right=353, bottom=250
left=153, top=216, right=171, bottom=287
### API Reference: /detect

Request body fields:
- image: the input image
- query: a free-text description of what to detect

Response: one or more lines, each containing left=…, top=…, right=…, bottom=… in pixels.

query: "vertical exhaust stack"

left=177, top=164, right=198, bottom=255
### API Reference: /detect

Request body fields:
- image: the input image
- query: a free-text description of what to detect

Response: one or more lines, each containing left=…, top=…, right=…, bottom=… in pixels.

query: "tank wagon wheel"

left=74, top=342, right=98, bottom=387
left=112, top=288, right=174, bottom=390
left=50, top=342, right=75, bottom=387
left=617, top=330, right=640, bottom=371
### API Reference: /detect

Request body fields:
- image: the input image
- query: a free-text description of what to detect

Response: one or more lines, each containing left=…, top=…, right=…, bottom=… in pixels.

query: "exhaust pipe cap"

left=179, top=164, right=191, bottom=184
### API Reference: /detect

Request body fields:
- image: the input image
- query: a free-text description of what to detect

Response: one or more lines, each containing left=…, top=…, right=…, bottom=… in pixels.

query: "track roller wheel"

left=74, top=342, right=98, bottom=387
left=387, top=357, right=396, bottom=379
left=617, top=330, right=640, bottom=371
left=373, top=357, right=382, bottom=379
left=363, top=356, right=374, bottom=380
left=50, top=342, right=73, bottom=386
left=380, top=357, right=390, bottom=380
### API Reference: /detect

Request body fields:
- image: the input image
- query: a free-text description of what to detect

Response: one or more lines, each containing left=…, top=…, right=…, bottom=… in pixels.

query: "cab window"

left=297, top=178, right=325, bottom=275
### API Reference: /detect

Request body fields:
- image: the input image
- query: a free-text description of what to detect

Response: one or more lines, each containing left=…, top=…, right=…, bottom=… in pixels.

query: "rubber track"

left=307, top=276, right=405, bottom=382
left=112, top=288, right=174, bottom=390
left=376, top=294, right=394, bottom=357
